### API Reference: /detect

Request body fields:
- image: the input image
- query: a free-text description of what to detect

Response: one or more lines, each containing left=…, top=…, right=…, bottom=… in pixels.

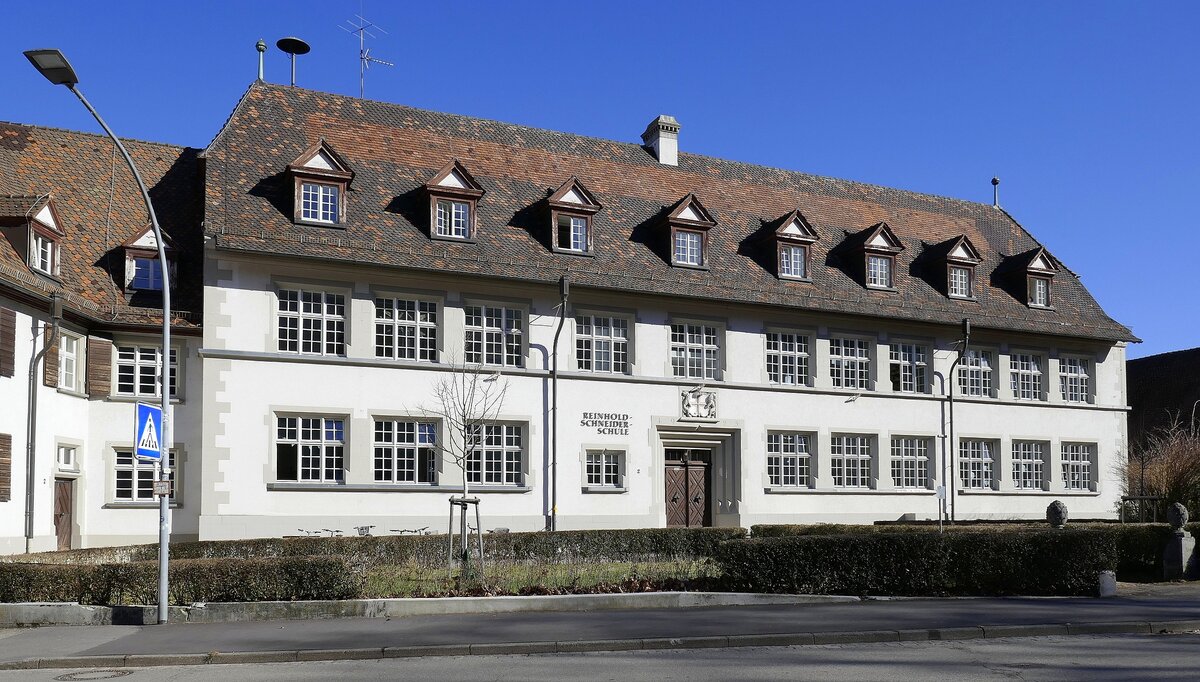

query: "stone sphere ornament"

left=1046, top=500, right=1068, bottom=528
left=1167, top=502, right=1189, bottom=530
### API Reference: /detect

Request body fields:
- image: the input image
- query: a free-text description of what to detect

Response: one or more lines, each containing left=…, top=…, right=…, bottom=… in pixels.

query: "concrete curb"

left=0, top=592, right=858, bottom=627
left=4, top=619, right=1200, bottom=671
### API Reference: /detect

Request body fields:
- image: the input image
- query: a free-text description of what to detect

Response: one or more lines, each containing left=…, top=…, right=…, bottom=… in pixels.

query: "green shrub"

left=0, top=556, right=360, bottom=605
left=716, top=530, right=1119, bottom=597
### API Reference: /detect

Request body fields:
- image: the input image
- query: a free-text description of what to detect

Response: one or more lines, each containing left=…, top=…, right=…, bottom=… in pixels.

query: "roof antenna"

left=276, top=36, right=311, bottom=87
left=340, top=15, right=393, bottom=98
left=256, top=39, right=266, bottom=81
left=991, top=176, right=1000, bottom=208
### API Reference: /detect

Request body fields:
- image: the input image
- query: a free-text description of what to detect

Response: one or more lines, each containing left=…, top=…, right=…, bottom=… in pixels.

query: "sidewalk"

left=2, top=591, right=1200, bottom=670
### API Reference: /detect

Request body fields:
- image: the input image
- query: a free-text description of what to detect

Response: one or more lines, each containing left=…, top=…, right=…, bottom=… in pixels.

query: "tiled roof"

left=204, top=82, right=1135, bottom=343
left=0, top=122, right=202, bottom=329
left=1127, top=347, right=1200, bottom=446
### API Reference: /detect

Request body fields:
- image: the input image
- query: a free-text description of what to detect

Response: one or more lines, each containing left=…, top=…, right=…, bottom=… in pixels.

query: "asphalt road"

left=3, top=634, right=1199, bottom=681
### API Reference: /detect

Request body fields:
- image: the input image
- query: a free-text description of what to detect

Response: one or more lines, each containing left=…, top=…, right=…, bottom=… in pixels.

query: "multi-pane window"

left=1010, top=353, right=1043, bottom=401
left=277, top=289, right=346, bottom=356
left=1012, top=441, right=1045, bottom=490
left=557, top=215, right=589, bottom=253
left=373, top=419, right=437, bottom=484
left=275, top=416, right=345, bottom=483
left=31, top=233, right=55, bottom=275
left=435, top=199, right=471, bottom=239
left=779, top=244, right=808, bottom=279
left=888, top=343, right=927, bottom=393
left=767, top=432, right=811, bottom=488
left=890, top=437, right=930, bottom=489
left=59, top=333, right=81, bottom=391
left=948, top=266, right=972, bottom=298
left=466, top=423, right=523, bottom=486
left=464, top=306, right=523, bottom=367
left=300, top=182, right=339, bottom=223
left=56, top=444, right=78, bottom=472
left=670, top=323, right=720, bottom=380
left=866, top=255, right=893, bottom=288
left=375, top=298, right=438, bottom=362
left=131, top=257, right=163, bottom=290
left=959, top=439, right=995, bottom=490
left=1029, top=277, right=1050, bottom=307
left=1060, top=357, right=1091, bottom=403
left=830, top=337, right=871, bottom=389
left=115, top=449, right=175, bottom=501
left=575, top=315, right=629, bottom=374
left=766, top=332, right=809, bottom=385
left=673, top=230, right=703, bottom=266
left=115, top=345, right=178, bottom=398
left=831, top=435, right=873, bottom=488
left=585, top=450, right=623, bottom=488
left=958, top=349, right=994, bottom=397
left=1062, top=443, right=1094, bottom=491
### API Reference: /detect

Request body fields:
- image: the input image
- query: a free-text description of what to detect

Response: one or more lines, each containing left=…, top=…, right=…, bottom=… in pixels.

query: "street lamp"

left=25, top=49, right=173, bottom=625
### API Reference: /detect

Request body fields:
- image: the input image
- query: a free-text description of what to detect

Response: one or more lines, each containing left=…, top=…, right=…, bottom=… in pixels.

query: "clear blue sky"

left=2, top=1, right=1195, bottom=358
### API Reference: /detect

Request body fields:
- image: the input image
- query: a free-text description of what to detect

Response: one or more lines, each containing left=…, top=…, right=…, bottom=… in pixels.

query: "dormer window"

left=1029, top=275, right=1050, bottom=307
left=547, top=177, right=601, bottom=256
left=662, top=194, right=716, bottom=269
left=425, top=160, right=485, bottom=242
left=1020, top=247, right=1059, bottom=309
left=852, top=222, right=903, bottom=290
left=287, top=139, right=354, bottom=227
left=131, top=256, right=163, bottom=290
left=766, top=210, right=818, bottom=281
left=937, top=235, right=982, bottom=300
left=948, top=266, right=972, bottom=298
left=2, top=195, right=65, bottom=277
left=121, top=225, right=175, bottom=293
left=31, top=232, right=56, bottom=275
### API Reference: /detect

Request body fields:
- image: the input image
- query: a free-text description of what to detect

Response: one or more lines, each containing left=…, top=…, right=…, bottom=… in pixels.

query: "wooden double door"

left=665, top=449, right=711, bottom=527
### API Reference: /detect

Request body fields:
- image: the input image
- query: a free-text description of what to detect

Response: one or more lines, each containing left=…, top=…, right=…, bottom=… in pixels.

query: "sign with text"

left=135, top=402, right=163, bottom=461
left=579, top=412, right=630, bottom=436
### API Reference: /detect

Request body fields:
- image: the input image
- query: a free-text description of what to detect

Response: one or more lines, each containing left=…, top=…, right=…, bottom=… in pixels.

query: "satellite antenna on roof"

left=340, top=15, right=393, bottom=98
left=276, top=36, right=311, bottom=87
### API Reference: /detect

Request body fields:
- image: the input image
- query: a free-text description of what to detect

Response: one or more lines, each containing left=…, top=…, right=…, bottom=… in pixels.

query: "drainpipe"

left=25, top=294, right=62, bottom=553
left=550, top=275, right=569, bottom=532
left=946, top=318, right=970, bottom=525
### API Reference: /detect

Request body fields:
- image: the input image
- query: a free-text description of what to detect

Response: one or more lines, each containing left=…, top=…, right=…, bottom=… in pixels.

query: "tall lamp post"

left=946, top=318, right=970, bottom=525
left=25, top=49, right=173, bottom=625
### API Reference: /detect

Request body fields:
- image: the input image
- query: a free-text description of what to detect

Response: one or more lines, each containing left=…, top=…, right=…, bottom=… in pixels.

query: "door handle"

left=692, top=495, right=701, bottom=503
left=671, top=494, right=680, bottom=503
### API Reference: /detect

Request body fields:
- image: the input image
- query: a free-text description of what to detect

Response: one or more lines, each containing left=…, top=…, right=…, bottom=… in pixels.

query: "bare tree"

left=1122, top=417, right=1200, bottom=520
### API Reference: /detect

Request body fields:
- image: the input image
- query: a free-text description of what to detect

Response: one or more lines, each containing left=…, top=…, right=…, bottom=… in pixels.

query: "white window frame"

left=959, top=439, right=996, bottom=490
left=575, top=314, right=630, bottom=374
left=888, top=342, right=928, bottom=393
left=866, top=255, right=893, bottom=288
left=958, top=349, right=995, bottom=398
left=1029, top=276, right=1051, bottom=308
left=948, top=265, right=973, bottom=298
left=829, top=336, right=871, bottom=390
left=31, top=232, right=56, bottom=275
left=466, top=423, right=524, bottom=486
left=373, top=418, right=438, bottom=484
left=673, top=229, right=704, bottom=267
left=1012, top=441, right=1046, bottom=490
left=464, top=305, right=524, bottom=367
left=374, top=297, right=439, bottom=362
left=435, top=199, right=472, bottom=239
left=114, top=343, right=179, bottom=399
left=584, top=449, right=625, bottom=490
left=778, top=243, right=808, bottom=280
left=56, top=443, right=79, bottom=473
left=890, top=436, right=930, bottom=489
left=556, top=214, right=591, bottom=253
left=1061, top=442, right=1095, bottom=491
left=130, top=257, right=164, bottom=291
left=275, top=415, right=346, bottom=484
left=277, top=288, right=346, bottom=356
left=1009, top=352, right=1044, bottom=401
left=114, top=448, right=177, bottom=503
left=1059, top=356, right=1092, bottom=403
left=766, top=331, right=810, bottom=386
left=670, top=321, right=721, bottom=380
left=831, top=434, right=874, bottom=489
left=767, top=431, right=812, bottom=488
left=300, top=181, right=340, bottom=224
left=58, top=331, right=85, bottom=393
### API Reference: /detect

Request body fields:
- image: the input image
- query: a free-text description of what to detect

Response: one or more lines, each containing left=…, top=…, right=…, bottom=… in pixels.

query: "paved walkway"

left=2, top=593, right=1200, bottom=668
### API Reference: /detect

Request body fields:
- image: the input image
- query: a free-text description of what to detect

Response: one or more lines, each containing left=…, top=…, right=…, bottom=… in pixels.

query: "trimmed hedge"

left=0, top=557, right=359, bottom=605
left=717, top=530, right=1119, bottom=597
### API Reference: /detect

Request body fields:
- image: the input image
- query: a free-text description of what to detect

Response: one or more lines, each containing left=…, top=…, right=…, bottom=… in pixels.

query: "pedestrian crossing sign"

left=135, top=402, right=163, bottom=461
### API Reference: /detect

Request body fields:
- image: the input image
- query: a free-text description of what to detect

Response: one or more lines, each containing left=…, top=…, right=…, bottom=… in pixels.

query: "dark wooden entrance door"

left=665, top=449, right=711, bottom=527
left=53, top=479, right=73, bottom=550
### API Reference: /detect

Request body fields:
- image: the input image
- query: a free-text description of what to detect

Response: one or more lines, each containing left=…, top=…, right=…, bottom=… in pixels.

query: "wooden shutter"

left=86, top=337, right=113, bottom=398
left=0, top=433, right=11, bottom=503
left=42, top=326, right=58, bottom=388
left=0, top=308, right=14, bottom=377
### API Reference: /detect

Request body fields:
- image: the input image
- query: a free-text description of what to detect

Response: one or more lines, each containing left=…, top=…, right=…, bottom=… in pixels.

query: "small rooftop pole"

left=256, top=39, right=266, bottom=81
left=992, top=176, right=1000, bottom=208
left=276, top=37, right=311, bottom=87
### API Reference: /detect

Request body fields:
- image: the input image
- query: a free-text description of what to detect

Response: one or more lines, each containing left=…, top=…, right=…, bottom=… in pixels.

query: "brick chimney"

left=641, top=115, right=680, bottom=166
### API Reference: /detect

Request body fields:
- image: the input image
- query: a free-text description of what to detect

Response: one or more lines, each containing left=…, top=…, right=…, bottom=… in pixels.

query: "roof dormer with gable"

left=0, top=194, right=64, bottom=278
left=846, top=222, right=904, bottom=290
left=1018, top=246, right=1061, bottom=309
left=287, top=139, right=354, bottom=227
left=425, top=160, right=485, bottom=243
left=762, top=209, right=818, bottom=280
left=933, top=235, right=983, bottom=299
left=547, top=177, right=601, bottom=256
left=120, top=224, right=176, bottom=293
left=661, top=193, right=716, bottom=269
